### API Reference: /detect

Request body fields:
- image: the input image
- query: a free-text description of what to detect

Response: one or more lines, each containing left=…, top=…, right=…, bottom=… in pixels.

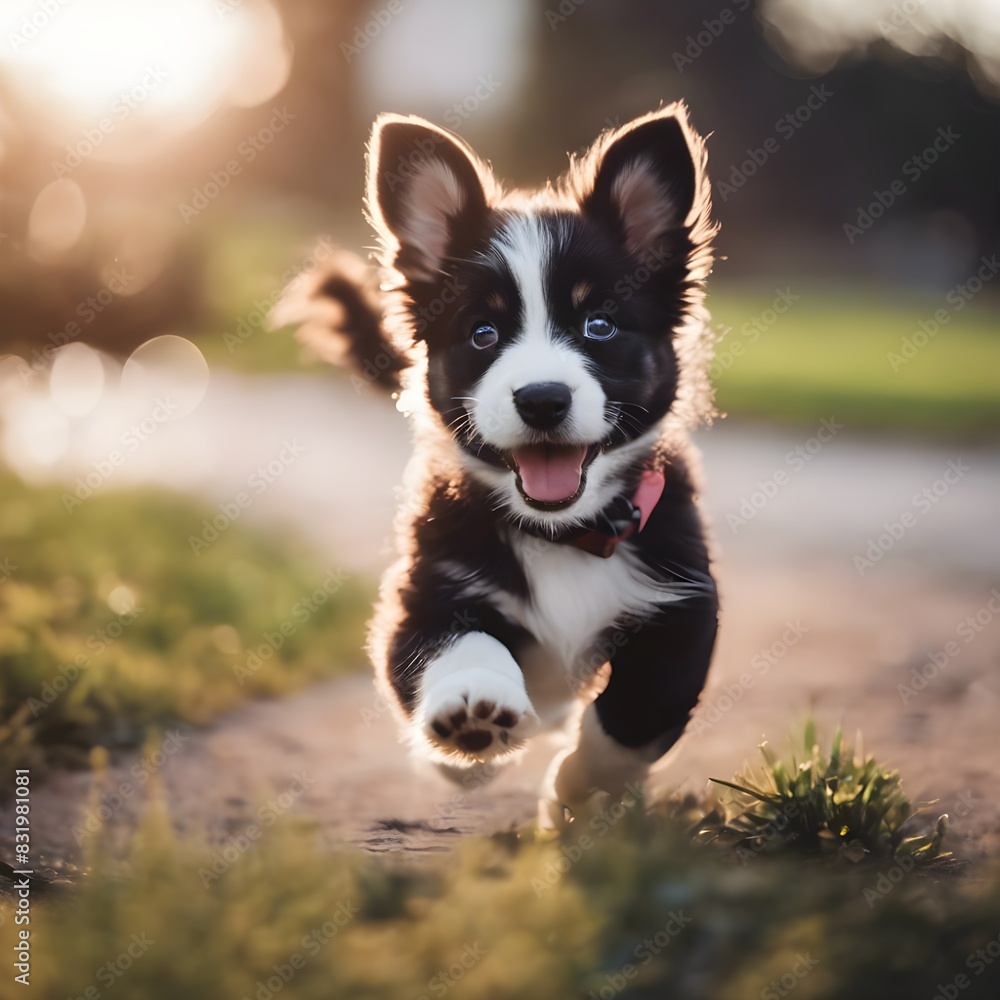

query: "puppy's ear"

left=368, top=115, right=491, bottom=284
left=579, top=104, right=708, bottom=263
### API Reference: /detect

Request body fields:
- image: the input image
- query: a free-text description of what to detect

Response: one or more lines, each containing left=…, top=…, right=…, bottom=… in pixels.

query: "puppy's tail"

left=269, top=248, right=408, bottom=394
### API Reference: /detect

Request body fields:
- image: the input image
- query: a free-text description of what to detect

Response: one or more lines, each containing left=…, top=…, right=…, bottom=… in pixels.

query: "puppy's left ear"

left=367, top=114, right=492, bottom=285
left=579, top=104, right=709, bottom=263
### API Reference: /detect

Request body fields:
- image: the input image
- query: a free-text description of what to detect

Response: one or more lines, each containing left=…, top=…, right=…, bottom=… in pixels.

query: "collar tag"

left=567, top=469, right=665, bottom=558
left=633, top=469, right=665, bottom=531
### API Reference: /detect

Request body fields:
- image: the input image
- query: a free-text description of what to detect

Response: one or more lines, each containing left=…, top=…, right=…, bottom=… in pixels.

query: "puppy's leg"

left=540, top=591, right=718, bottom=827
left=414, top=632, right=538, bottom=767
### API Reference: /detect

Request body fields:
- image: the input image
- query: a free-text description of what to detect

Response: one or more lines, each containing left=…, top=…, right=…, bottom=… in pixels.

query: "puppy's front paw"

left=417, top=668, right=538, bottom=765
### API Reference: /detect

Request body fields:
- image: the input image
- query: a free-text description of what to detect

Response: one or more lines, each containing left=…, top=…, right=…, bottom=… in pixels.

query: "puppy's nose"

left=513, top=382, right=572, bottom=430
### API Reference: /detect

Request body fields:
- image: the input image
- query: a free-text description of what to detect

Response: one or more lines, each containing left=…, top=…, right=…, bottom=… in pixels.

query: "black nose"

left=513, top=382, right=572, bottom=430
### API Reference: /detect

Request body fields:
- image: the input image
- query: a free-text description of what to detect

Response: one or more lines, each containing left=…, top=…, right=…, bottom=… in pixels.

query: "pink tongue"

left=513, top=444, right=588, bottom=503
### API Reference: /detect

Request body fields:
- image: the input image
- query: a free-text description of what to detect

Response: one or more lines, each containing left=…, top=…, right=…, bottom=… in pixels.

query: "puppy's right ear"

left=368, top=115, right=491, bottom=284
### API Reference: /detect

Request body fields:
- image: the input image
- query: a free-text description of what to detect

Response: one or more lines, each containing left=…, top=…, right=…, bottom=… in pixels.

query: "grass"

left=704, top=722, right=950, bottom=864
left=1, top=725, right=997, bottom=1000
left=193, top=215, right=330, bottom=374
left=709, top=285, right=1000, bottom=436
left=0, top=473, right=371, bottom=779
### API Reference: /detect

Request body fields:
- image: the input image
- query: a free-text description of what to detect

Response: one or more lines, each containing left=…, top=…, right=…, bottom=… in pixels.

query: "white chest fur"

left=490, top=533, right=683, bottom=687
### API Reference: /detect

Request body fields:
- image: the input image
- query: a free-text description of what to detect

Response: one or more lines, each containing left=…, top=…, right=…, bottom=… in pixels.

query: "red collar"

left=565, top=469, right=665, bottom=558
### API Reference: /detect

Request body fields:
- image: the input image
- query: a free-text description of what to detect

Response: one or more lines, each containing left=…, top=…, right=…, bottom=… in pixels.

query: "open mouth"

left=504, top=443, right=601, bottom=510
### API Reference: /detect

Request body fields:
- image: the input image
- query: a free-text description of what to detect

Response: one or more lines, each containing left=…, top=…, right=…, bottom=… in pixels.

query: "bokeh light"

left=120, top=335, right=210, bottom=420
left=27, top=178, right=87, bottom=260
left=107, top=583, right=138, bottom=615
left=356, top=0, right=529, bottom=122
left=1, top=394, right=71, bottom=472
left=49, top=343, right=106, bottom=418
left=762, top=0, right=1000, bottom=92
left=0, top=0, right=291, bottom=160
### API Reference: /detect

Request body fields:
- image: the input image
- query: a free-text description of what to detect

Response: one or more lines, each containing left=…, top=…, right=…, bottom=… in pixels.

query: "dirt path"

left=5, top=560, right=998, bottom=870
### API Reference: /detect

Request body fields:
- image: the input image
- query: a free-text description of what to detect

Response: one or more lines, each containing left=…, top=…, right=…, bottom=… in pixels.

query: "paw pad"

left=422, top=690, right=536, bottom=763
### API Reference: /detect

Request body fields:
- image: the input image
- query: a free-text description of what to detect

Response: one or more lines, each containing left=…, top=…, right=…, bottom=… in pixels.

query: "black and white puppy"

left=281, top=104, right=720, bottom=827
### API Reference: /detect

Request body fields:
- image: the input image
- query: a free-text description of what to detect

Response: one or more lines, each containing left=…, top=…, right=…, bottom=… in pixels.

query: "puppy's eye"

left=583, top=314, right=617, bottom=341
left=470, top=322, right=499, bottom=349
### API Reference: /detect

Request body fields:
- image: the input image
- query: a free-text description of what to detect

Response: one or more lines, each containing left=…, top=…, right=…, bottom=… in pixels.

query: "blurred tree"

left=1, top=0, right=998, bottom=363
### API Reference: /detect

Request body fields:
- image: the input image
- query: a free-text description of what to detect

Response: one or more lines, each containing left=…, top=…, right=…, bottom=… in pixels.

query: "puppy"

left=278, top=104, right=720, bottom=827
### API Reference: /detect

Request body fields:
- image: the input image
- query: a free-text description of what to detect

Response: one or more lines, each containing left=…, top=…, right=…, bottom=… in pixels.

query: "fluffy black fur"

left=277, top=103, right=721, bottom=815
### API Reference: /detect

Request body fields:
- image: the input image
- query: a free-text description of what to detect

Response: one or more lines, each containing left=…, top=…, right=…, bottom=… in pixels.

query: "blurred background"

left=1, top=0, right=999, bottom=404
left=1, top=3, right=1000, bottom=996
left=1, top=0, right=999, bottom=861
left=2, top=0, right=1000, bottom=434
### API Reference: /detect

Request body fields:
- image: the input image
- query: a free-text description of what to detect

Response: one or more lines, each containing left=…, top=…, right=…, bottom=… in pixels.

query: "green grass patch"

left=704, top=722, right=949, bottom=864
left=0, top=473, right=371, bottom=778
left=192, top=322, right=316, bottom=375
left=2, top=754, right=996, bottom=1000
left=710, top=285, right=1000, bottom=436
left=191, top=212, right=365, bottom=376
